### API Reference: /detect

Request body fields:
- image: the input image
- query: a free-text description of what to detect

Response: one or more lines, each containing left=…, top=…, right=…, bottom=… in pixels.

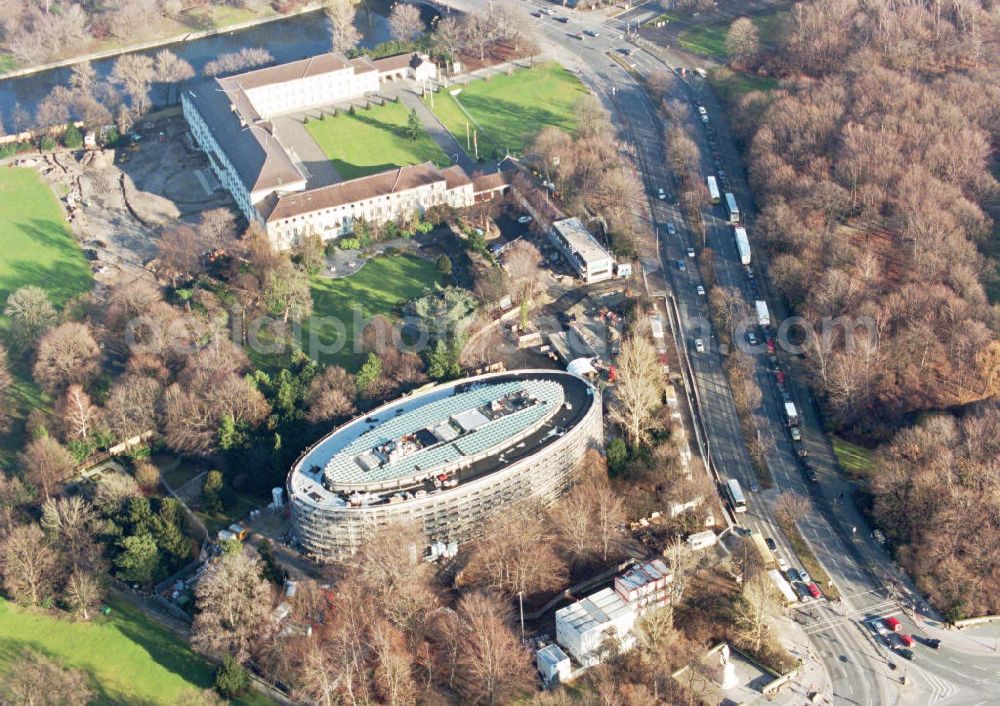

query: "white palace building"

left=182, top=50, right=479, bottom=249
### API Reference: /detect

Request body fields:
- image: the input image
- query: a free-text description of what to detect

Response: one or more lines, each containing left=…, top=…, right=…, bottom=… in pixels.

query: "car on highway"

left=531, top=10, right=542, bottom=17
left=917, top=636, right=941, bottom=649
left=885, top=616, right=902, bottom=633
left=790, top=427, right=802, bottom=442
left=701, top=114, right=710, bottom=124
left=556, top=15, right=569, bottom=22
left=584, top=29, right=599, bottom=36
left=775, top=370, right=786, bottom=384
left=807, top=582, right=822, bottom=599
left=574, top=32, right=585, bottom=40
left=694, top=338, right=705, bottom=353
left=697, top=106, right=707, bottom=116
left=677, top=259, right=686, bottom=271
left=696, top=285, right=705, bottom=296
left=666, top=222, right=676, bottom=234
left=749, top=480, right=759, bottom=492
left=687, top=247, right=696, bottom=258
left=717, top=169, right=725, bottom=180
left=894, top=647, right=915, bottom=661
left=765, top=537, right=777, bottom=551
left=658, top=188, right=666, bottom=199
left=898, top=634, right=915, bottom=648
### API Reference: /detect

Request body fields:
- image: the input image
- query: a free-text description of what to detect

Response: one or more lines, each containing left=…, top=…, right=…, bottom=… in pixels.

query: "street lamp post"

left=518, top=591, right=525, bottom=642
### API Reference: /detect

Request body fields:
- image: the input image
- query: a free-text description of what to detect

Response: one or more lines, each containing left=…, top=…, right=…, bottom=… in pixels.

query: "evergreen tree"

left=114, top=534, right=160, bottom=584
left=63, top=122, right=83, bottom=149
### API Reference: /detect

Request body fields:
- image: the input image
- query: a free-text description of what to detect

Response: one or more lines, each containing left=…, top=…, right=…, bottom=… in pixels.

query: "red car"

left=775, top=370, right=786, bottom=385
left=884, top=616, right=902, bottom=632
left=766, top=337, right=776, bottom=354
left=899, top=634, right=915, bottom=647
left=807, top=582, right=822, bottom=599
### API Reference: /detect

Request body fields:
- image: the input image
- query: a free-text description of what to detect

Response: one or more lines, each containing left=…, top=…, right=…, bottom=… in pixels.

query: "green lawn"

left=306, top=254, right=442, bottom=370
left=0, top=53, right=15, bottom=75
left=0, top=598, right=273, bottom=705
left=305, top=101, right=450, bottom=180
left=669, top=10, right=789, bottom=60
left=427, top=62, right=587, bottom=159
left=832, top=435, right=878, bottom=480
left=0, top=168, right=92, bottom=463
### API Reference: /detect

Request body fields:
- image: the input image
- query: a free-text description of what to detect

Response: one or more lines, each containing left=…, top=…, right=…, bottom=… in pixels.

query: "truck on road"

left=785, top=401, right=800, bottom=427
left=755, top=300, right=770, bottom=328
left=734, top=226, right=751, bottom=265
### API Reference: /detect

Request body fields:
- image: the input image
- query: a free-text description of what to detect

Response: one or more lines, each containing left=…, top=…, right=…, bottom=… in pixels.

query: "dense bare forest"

left=730, top=0, right=1000, bottom=619
left=871, top=402, right=1000, bottom=620
left=734, top=0, right=1000, bottom=441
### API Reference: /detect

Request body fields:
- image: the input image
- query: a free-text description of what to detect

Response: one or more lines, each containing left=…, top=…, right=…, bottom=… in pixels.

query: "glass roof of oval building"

left=318, top=378, right=565, bottom=489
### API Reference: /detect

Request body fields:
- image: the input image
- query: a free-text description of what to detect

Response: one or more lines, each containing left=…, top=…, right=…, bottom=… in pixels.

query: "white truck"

left=768, top=568, right=798, bottom=604
left=785, top=401, right=800, bottom=427
left=734, top=226, right=751, bottom=265
left=755, top=300, right=770, bottom=328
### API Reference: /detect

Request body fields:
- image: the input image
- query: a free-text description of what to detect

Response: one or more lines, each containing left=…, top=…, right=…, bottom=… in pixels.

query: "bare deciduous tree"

left=57, top=384, right=99, bottom=441
left=4, top=285, right=57, bottom=351
left=733, top=570, right=778, bottom=652
left=18, top=436, right=75, bottom=501
left=550, top=478, right=627, bottom=565
left=0, top=523, right=59, bottom=606
left=33, top=322, right=100, bottom=395
left=463, top=507, right=568, bottom=597
left=389, top=3, right=424, bottom=42
left=451, top=592, right=533, bottom=705
left=608, top=334, right=663, bottom=447
left=192, top=553, right=275, bottom=663
left=325, top=0, right=360, bottom=53
left=726, top=17, right=761, bottom=68
left=305, top=365, right=357, bottom=422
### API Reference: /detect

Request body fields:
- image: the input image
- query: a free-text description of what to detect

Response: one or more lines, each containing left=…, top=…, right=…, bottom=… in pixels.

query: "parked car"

left=746, top=331, right=758, bottom=346
left=584, top=29, right=599, bottom=36
left=697, top=106, right=707, bottom=116
left=694, top=338, right=705, bottom=353
left=885, top=617, right=902, bottom=633
left=807, top=583, right=822, bottom=599
left=899, top=634, right=915, bottom=648
left=696, top=285, right=705, bottom=296
left=687, top=247, right=696, bottom=258
left=777, top=556, right=788, bottom=571
left=666, top=222, right=676, bottom=234
left=799, top=570, right=811, bottom=584
left=765, top=537, right=777, bottom=551
left=658, top=188, right=666, bottom=200
left=517, top=215, right=533, bottom=224
left=786, top=567, right=801, bottom=582
left=678, top=259, right=686, bottom=271
left=895, top=647, right=915, bottom=661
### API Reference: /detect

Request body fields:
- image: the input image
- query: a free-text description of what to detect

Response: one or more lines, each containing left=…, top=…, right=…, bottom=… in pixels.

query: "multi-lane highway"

left=437, top=1, right=1000, bottom=702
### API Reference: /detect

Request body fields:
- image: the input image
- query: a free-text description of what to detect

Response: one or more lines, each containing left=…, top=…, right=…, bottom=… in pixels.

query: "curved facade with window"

left=288, top=370, right=603, bottom=558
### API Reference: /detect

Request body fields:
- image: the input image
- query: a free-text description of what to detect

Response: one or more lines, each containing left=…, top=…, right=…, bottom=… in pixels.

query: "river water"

left=0, top=7, right=416, bottom=127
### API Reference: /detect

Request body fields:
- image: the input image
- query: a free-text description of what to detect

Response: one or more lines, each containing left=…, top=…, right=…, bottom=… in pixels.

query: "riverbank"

left=0, top=2, right=324, bottom=81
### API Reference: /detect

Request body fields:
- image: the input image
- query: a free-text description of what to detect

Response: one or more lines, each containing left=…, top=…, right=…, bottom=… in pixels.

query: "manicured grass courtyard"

left=427, top=62, right=587, bottom=159
left=0, top=597, right=273, bottom=705
left=305, top=101, right=451, bottom=180
left=0, top=168, right=92, bottom=463
left=307, top=253, right=442, bottom=370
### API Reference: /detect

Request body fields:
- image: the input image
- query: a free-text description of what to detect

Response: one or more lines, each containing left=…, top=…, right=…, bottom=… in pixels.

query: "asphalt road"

left=438, top=1, right=1000, bottom=702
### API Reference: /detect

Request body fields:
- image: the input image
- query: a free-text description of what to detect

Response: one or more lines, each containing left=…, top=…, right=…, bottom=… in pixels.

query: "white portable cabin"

left=555, top=587, right=637, bottom=667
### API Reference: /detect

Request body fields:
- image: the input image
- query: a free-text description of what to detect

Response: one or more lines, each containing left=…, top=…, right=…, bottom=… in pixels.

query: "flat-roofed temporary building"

left=536, top=643, right=572, bottom=687
left=550, top=217, right=614, bottom=284
left=614, top=559, right=672, bottom=614
left=555, top=587, right=637, bottom=667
